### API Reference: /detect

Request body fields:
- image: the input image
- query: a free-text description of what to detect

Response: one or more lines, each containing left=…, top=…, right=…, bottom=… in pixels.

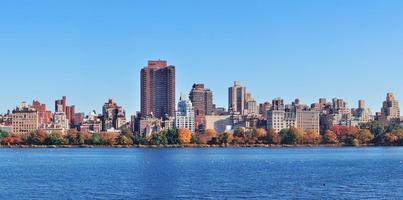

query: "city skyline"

left=1, top=0, right=403, bottom=115
left=1, top=61, right=402, bottom=117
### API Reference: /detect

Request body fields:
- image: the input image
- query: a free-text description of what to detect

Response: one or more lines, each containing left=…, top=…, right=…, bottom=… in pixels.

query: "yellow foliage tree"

left=255, top=128, right=267, bottom=139
left=204, top=129, right=217, bottom=138
left=178, top=128, right=191, bottom=144
left=304, top=130, right=322, bottom=144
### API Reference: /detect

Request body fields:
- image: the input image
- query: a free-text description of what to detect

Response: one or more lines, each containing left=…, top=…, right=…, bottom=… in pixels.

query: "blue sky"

left=0, top=0, right=402, bottom=115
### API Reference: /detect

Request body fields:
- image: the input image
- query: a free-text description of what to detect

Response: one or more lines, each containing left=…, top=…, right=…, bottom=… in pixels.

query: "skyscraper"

left=32, top=100, right=52, bottom=125
left=55, top=96, right=75, bottom=125
left=175, top=93, right=195, bottom=133
left=102, top=98, right=126, bottom=131
left=381, top=93, right=400, bottom=121
left=228, top=81, right=246, bottom=114
left=141, top=60, right=176, bottom=118
left=189, top=83, right=213, bottom=129
left=55, top=96, right=66, bottom=113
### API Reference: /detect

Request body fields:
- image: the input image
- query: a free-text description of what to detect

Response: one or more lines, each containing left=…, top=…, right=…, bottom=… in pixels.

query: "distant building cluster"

left=0, top=60, right=401, bottom=137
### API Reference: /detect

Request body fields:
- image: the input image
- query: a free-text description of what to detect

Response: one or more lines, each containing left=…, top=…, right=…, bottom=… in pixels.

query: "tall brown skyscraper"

left=189, top=83, right=213, bottom=129
left=141, top=60, right=176, bottom=118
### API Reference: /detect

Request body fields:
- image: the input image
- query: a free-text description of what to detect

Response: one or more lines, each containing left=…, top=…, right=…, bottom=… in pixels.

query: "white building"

left=267, top=110, right=296, bottom=133
left=205, top=115, right=232, bottom=133
left=175, top=94, right=195, bottom=133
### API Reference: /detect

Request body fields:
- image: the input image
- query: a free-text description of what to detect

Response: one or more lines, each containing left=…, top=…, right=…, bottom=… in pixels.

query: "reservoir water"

left=0, top=147, right=402, bottom=199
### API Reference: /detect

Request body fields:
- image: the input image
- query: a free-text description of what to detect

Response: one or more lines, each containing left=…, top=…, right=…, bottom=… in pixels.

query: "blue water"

left=0, top=147, right=402, bottom=200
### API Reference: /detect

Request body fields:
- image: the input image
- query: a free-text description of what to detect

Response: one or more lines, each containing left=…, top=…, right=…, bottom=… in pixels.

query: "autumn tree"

left=384, top=132, right=399, bottom=144
left=219, top=132, right=233, bottom=145
left=100, top=132, right=119, bottom=145
left=304, top=130, right=322, bottom=144
left=198, top=129, right=217, bottom=144
left=255, top=128, right=267, bottom=143
left=266, top=128, right=281, bottom=145
left=323, top=130, right=338, bottom=144
left=65, top=129, right=79, bottom=145
left=117, top=134, right=134, bottom=145
left=331, top=126, right=360, bottom=145
left=384, top=129, right=403, bottom=145
left=357, top=129, right=374, bottom=144
left=178, top=128, right=191, bottom=144
left=27, top=129, right=47, bottom=145
left=1, top=134, right=23, bottom=145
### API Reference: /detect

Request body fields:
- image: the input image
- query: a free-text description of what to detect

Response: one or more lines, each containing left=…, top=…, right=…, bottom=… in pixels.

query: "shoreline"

left=0, top=144, right=400, bottom=148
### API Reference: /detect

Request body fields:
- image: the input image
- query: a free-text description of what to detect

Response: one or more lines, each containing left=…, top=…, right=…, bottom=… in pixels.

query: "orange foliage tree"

left=198, top=129, right=217, bottom=144
left=304, top=130, right=322, bottom=144
left=330, top=125, right=360, bottom=144
left=255, top=128, right=267, bottom=141
left=323, top=130, right=338, bottom=144
left=100, top=132, right=119, bottom=145
left=358, top=129, right=374, bottom=144
left=178, top=128, right=192, bottom=144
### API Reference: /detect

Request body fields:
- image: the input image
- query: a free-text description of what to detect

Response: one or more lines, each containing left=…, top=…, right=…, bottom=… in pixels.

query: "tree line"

left=0, top=121, right=402, bottom=146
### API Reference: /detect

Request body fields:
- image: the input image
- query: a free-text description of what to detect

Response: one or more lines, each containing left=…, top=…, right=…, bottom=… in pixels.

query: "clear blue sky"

left=1, top=0, right=402, bottom=116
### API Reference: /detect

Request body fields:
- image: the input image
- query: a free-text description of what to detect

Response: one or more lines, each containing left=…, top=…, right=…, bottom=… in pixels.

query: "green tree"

left=280, top=127, right=305, bottom=145
left=149, top=133, right=168, bottom=145
left=166, top=128, right=179, bottom=144
left=91, top=133, right=102, bottom=145
left=0, top=131, right=9, bottom=144
left=190, top=134, right=198, bottom=144
left=132, top=133, right=147, bottom=145
left=361, top=121, right=385, bottom=144
left=45, top=131, right=65, bottom=145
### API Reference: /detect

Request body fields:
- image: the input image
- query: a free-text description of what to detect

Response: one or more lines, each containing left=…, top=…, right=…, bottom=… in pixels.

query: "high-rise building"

left=72, top=113, right=85, bottom=127
left=52, top=112, right=69, bottom=130
left=11, top=102, right=39, bottom=135
left=352, top=100, right=372, bottom=124
left=66, top=105, right=75, bottom=125
left=175, top=94, right=195, bottom=133
left=228, top=81, right=246, bottom=114
left=32, top=100, right=52, bottom=125
left=102, top=99, right=126, bottom=131
left=55, top=96, right=75, bottom=125
left=272, top=98, right=284, bottom=111
left=189, top=83, right=213, bottom=130
left=55, top=96, right=67, bottom=113
left=259, top=102, right=272, bottom=120
left=141, top=60, right=176, bottom=118
left=332, top=98, right=346, bottom=109
left=381, top=93, right=400, bottom=121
